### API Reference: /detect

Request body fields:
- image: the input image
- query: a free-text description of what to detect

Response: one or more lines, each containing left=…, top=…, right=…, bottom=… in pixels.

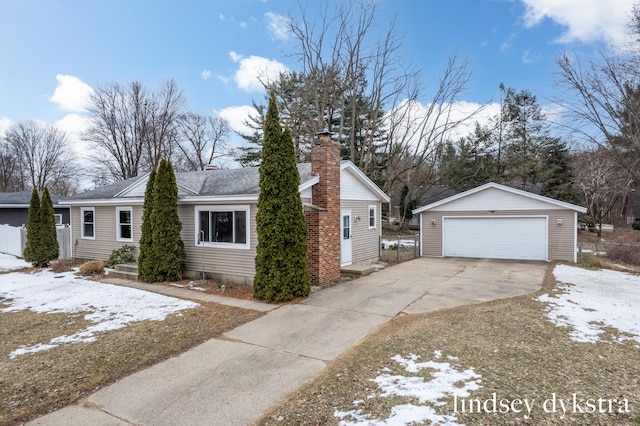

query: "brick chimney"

left=306, top=131, right=341, bottom=286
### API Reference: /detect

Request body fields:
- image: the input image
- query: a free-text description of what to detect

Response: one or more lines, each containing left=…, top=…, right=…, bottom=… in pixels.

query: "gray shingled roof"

left=66, top=164, right=315, bottom=201
left=63, top=176, right=146, bottom=201
left=0, top=190, right=67, bottom=206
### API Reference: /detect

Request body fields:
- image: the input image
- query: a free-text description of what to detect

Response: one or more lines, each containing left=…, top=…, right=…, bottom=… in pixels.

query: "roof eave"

left=413, top=182, right=587, bottom=214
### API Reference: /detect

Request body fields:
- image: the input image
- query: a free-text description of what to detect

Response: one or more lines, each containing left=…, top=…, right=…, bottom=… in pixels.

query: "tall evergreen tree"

left=254, top=91, right=310, bottom=302
left=23, top=188, right=41, bottom=264
left=138, top=168, right=157, bottom=282
left=539, top=137, right=576, bottom=202
left=39, top=187, right=59, bottom=264
left=150, top=159, right=185, bottom=281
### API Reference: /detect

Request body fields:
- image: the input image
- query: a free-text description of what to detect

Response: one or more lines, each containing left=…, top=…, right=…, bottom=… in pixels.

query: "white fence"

left=0, top=224, right=72, bottom=260
left=0, top=224, right=25, bottom=257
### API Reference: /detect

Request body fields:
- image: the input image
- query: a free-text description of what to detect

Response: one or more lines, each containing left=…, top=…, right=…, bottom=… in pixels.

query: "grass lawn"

left=0, top=272, right=264, bottom=426
left=255, top=264, right=640, bottom=425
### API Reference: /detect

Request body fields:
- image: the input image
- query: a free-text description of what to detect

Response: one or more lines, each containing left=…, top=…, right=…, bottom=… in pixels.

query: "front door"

left=341, top=210, right=352, bottom=266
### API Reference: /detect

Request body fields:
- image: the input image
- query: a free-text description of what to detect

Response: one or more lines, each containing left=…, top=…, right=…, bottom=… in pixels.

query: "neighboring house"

left=413, top=182, right=587, bottom=263
left=61, top=134, right=390, bottom=285
left=408, top=185, right=458, bottom=229
left=0, top=191, right=71, bottom=227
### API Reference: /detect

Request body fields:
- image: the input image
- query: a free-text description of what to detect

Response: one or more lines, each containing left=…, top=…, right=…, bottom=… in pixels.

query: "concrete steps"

left=109, top=263, right=139, bottom=280
left=341, top=263, right=382, bottom=278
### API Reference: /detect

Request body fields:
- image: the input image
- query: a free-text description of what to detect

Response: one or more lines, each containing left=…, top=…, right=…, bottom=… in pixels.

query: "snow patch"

left=335, top=351, right=481, bottom=426
left=0, top=269, right=199, bottom=358
left=0, top=253, right=31, bottom=272
left=537, top=264, right=640, bottom=344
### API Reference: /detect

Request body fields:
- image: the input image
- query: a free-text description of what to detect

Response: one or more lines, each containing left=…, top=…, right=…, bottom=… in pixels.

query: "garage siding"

left=421, top=209, right=577, bottom=262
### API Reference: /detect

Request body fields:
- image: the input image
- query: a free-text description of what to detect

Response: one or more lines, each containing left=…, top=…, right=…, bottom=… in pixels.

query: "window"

left=81, top=208, right=95, bottom=239
left=54, top=214, right=63, bottom=226
left=196, top=205, right=249, bottom=248
left=368, top=205, right=377, bottom=229
left=117, top=207, right=133, bottom=241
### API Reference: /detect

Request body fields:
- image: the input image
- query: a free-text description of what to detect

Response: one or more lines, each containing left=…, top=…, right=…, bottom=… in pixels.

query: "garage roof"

left=412, top=182, right=587, bottom=214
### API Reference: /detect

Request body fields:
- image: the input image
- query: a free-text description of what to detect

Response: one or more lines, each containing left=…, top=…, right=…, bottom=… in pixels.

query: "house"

left=0, top=191, right=71, bottom=227
left=413, top=182, right=587, bottom=263
left=61, top=134, right=390, bottom=285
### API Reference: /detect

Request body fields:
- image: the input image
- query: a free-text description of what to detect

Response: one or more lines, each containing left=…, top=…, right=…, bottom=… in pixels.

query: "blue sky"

left=0, top=0, right=636, bottom=159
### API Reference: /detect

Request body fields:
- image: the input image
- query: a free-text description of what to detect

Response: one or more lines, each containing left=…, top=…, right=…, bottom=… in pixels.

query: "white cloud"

left=266, top=12, right=290, bottom=40
left=49, top=74, right=94, bottom=112
left=522, top=49, right=542, bottom=64
left=229, top=52, right=289, bottom=92
left=218, top=105, right=258, bottom=137
left=519, top=0, right=635, bottom=48
left=0, top=116, right=12, bottom=137
left=386, top=99, right=501, bottom=147
left=55, top=113, right=93, bottom=160
left=201, top=69, right=212, bottom=80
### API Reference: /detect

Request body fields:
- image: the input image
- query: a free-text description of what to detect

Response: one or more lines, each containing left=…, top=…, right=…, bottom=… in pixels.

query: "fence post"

left=578, top=242, right=583, bottom=263
left=397, top=235, right=400, bottom=264
left=414, top=234, right=419, bottom=257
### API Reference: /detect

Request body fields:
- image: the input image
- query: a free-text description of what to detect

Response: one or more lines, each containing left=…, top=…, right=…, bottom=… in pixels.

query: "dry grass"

left=255, top=264, right=640, bottom=426
left=0, top=298, right=263, bottom=425
left=78, top=260, right=105, bottom=276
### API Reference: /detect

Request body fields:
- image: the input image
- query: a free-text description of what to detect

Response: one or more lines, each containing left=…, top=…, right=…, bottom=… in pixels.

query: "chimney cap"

left=316, top=130, right=332, bottom=139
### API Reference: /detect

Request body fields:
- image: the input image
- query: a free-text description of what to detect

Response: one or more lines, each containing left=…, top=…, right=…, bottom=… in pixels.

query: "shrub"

left=632, top=220, right=640, bottom=231
left=39, top=188, right=60, bottom=264
left=50, top=260, right=73, bottom=273
left=149, top=159, right=185, bottom=282
left=23, top=189, right=41, bottom=264
left=106, top=244, right=136, bottom=268
left=253, top=91, right=309, bottom=302
left=604, top=229, right=640, bottom=266
left=78, top=260, right=105, bottom=276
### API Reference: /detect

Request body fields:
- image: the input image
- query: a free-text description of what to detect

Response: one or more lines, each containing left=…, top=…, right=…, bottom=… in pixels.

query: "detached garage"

left=413, top=182, right=587, bottom=262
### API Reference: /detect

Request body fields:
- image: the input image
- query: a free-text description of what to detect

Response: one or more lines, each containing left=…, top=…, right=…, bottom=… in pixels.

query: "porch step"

left=109, top=263, right=139, bottom=280
left=341, top=263, right=379, bottom=277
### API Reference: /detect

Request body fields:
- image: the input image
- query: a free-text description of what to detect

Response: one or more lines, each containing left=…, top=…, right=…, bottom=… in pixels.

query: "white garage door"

left=443, top=216, right=547, bottom=260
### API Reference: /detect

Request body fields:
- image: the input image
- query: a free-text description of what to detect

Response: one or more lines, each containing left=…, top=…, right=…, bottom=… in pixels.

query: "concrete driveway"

left=29, top=257, right=548, bottom=426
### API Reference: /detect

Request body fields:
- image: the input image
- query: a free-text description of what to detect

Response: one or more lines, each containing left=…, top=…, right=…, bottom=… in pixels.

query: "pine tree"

left=138, top=168, right=156, bottom=282
left=23, top=188, right=41, bottom=264
left=150, top=159, right=185, bottom=281
left=39, top=187, right=59, bottom=265
left=253, top=91, right=310, bottom=302
left=539, top=137, right=576, bottom=203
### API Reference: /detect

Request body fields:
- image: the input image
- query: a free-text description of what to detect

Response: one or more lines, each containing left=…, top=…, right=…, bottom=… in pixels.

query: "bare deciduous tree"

left=83, top=79, right=185, bottom=183
left=0, top=140, right=20, bottom=191
left=3, top=121, right=76, bottom=194
left=176, top=113, right=231, bottom=171
left=574, top=149, right=633, bottom=234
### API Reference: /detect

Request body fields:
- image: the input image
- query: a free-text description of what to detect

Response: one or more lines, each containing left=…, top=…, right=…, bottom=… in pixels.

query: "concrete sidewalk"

left=28, top=257, right=548, bottom=426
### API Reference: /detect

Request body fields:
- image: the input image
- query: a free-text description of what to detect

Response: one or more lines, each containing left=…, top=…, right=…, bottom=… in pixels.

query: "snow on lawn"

left=0, top=253, right=31, bottom=272
left=335, top=351, right=482, bottom=426
left=0, top=269, right=199, bottom=358
left=537, top=264, right=640, bottom=345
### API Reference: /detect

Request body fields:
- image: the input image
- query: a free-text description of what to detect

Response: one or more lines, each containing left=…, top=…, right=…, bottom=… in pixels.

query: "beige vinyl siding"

left=547, top=209, right=576, bottom=261
left=341, top=199, right=381, bottom=264
left=72, top=205, right=143, bottom=261
left=420, top=209, right=577, bottom=262
left=180, top=203, right=258, bottom=285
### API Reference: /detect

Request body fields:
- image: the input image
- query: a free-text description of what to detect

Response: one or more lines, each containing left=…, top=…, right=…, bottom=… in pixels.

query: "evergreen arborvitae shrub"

left=138, top=169, right=157, bottom=282
left=39, top=187, right=59, bottom=266
left=23, top=188, right=42, bottom=265
left=150, top=159, right=185, bottom=281
left=253, top=91, right=310, bottom=302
